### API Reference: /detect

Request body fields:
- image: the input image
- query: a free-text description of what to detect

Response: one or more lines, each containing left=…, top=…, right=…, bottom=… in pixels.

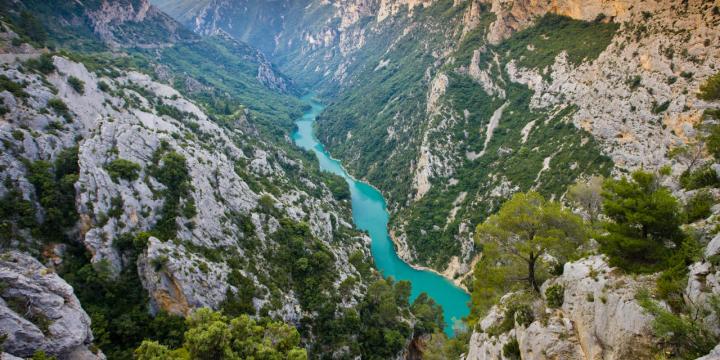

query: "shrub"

left=25, top=53, right=55, bottom=74
left=0, top=75, right=29, bottom=98
left=699, top=72, right=720, bottom=101
left=11, top=130, right=24, bottom=140
left=489, top=302, right=534, bottom=336
left=150, top=149, right=192, bottom=241
left=321, top=171, right=350, bottom=201
left=105, top=159, right=141, bottom=182
left=18, top=11, right=47, bottom=45
left=155, top=103, right=184, bottom=120
left=680, top=164, right=720, bottom=190
left=107, top=196, right=124, bottom=219
left=98, top=81, right=111, bottom=92
left=651, top=100, right=670, bottom=114
left=502, top=338, right=521, bottom=360
left=600, top=171, right=684, bottom=273
left=545, top=284, right=564, bottom=308
left=656, top=237, right=702, bottom=311
left=627, top=75, right=642, bottom=90
left=684, top=190, right=714, bottom=223
left=67, top=76, right=85, bottom=94
left=638, top=291, right=718, bottom=358
left=134, top=309, right=306, bottom=360
left=47, top=98, right=71, bottom=120
left=221, top=270, right=257, bottom=317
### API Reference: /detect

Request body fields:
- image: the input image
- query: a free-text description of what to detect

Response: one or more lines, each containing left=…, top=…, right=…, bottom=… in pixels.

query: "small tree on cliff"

left=566, top=175, right=604, bottom=225
left=600, top=170, right=684, bottom=272
left=474, top=192, right=587, bottom=294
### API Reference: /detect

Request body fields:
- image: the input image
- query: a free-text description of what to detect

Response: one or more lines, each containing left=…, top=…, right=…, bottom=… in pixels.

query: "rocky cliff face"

left=0, top=14, right=372, bottom=350
left=465, top=256, right=659, bottom=360
left=0, top=49, right=365, bottom=318
left=0, top=251, right=100, bottom=359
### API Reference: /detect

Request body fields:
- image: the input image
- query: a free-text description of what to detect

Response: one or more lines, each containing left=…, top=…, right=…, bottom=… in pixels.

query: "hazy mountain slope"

left=150, top=0, right=212, bottom=23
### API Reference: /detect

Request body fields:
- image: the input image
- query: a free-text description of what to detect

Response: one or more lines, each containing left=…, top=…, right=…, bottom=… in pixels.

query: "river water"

left=291, top=95, right=470, bottom=336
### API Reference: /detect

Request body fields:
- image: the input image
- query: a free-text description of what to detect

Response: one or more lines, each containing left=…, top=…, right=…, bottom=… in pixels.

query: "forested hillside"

left=0, top=1, right=444, bottom=359
left=2, top=0, right=720, bottom=359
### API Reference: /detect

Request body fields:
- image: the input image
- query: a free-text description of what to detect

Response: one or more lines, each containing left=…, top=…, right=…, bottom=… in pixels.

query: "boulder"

left=0, top=251, right=102, bottom=359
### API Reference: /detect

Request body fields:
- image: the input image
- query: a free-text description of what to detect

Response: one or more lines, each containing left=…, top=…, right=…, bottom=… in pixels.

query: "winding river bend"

left=292, top=95, right=471, bottom=336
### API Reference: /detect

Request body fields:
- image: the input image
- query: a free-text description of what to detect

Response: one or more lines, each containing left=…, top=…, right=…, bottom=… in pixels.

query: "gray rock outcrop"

left=0, top=251, right=101, bottom=359
left=465, top=256, right=658, bottom=360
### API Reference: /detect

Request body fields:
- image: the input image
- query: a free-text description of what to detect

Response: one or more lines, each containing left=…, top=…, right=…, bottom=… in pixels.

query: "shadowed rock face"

left=0, top=251, right=101, bottom=360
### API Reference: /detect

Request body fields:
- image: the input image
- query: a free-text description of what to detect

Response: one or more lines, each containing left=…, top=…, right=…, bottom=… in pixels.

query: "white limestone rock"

left=0, top=251, right=102, bottom=360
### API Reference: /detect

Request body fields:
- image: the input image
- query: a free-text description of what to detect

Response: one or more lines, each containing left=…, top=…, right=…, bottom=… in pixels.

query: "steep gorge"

left=157, top=0, right=720, bottom=279
left=2, top=0, right=720, bottom=358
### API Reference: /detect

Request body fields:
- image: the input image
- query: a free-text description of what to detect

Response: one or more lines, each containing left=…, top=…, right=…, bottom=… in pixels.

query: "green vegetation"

left=134, top=309, right=307, bottom=360
left=0, top=75, right=29, bottom=99
left=393, top=77, right=610, bottom=268
left=684, top=190, right=713, bottom=223
left=475, top=192, right=586, bottom=292
left=25, top=147, right=79, bottom=241
left=652, top=100, right=671, bottom=114
left=655, top=237, right=702, bottom=312
left=638, top=291, right=719, bottom=359
left=600, top=171, right=684, bottom=273
left=420, top=330, right=471, bottom=360
left=17, top=10, right=47, bottom=45
left=320, top=172, right=350, bottom=201
left=149, top=142, right=193, bottom=241
left=47, top=98, right=71, bottom=120
left=149, top=37, right=302, bottom=137
left=494, top=14, right=618, bottom=73
left=105, top=159, right=141, bottom=182
left=318, top=6, right=615, bottom=269
left=489, top=299, right=534, bottom=336
left=545, top=284, right=564, bottom=308
left=62, top=233, right=187, bottom=360
left=470, top=192, right=585, bottom=323
left=698, top=71, right=720, bottom=101
left=67, top=76, right=85, bottom=94
left=220, top=270, right=256, bottom=317
left=0, top=178, right=37, bottom=246
left=680, top=164, right=720, bottom=190
left=260, top=218, right=443, bottom=357
left=566, top=176, right=604, bottom=225
left=98, top=81, right=110, bottom=92
left=24, top=54, right=56, bottom=75
left=502, top=338, right=521, bottom=360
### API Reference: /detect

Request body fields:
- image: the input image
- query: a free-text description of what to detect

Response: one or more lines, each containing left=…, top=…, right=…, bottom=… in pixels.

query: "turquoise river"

left=292, top=95, right=471, bottom=336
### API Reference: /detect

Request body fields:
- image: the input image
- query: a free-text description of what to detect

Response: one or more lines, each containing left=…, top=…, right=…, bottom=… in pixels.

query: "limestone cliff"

left=464, top=256, right=659, bottom=360
left=0, top=11, right=374, bottom=352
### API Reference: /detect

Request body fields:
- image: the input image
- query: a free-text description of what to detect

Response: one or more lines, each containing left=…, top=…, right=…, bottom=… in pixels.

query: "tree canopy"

left=471, top=191, right=586, bottom=321
left=134, top=308, right=307, bottom=360
left=566, top=176, right=604, bottom=225
left=600, top=171, right=684, bottom=272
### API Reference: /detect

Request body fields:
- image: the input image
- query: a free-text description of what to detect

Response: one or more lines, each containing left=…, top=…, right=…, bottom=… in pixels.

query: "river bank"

left=292, top=94, right=471, bottom=336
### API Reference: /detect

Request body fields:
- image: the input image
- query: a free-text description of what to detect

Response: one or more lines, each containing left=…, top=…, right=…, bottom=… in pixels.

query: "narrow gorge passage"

left=292, top=95, right=471, bottom=336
